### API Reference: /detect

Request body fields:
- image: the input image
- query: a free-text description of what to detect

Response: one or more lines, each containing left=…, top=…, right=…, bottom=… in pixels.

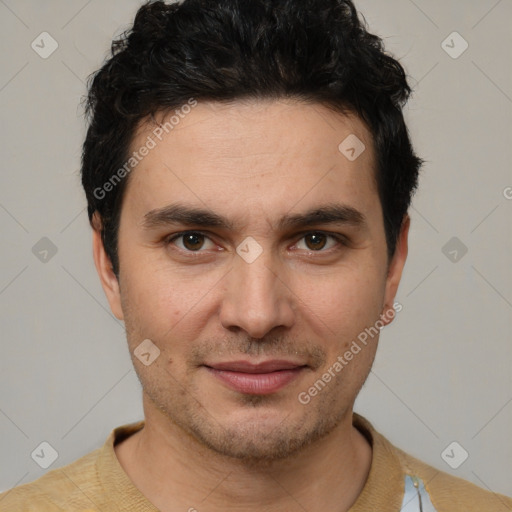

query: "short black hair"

left=81, top=0, right=422, bottom=276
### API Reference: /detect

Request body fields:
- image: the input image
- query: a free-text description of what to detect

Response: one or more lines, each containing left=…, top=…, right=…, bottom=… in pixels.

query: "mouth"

left=203, top=360, right=308, bottom=395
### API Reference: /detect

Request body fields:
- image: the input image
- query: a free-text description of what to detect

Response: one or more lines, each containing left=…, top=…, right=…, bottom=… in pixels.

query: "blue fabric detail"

left=400, top=474, right=439, bottom=511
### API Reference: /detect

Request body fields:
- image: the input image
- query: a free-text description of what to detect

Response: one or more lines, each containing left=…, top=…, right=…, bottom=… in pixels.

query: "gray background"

left=1, top=0, right=511, bottom=499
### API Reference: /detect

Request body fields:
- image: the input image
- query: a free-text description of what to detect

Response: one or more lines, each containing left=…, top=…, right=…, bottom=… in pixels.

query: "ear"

left=380, top=215, right=410, bottom=326
left=91, top=214, right=124, bottom=321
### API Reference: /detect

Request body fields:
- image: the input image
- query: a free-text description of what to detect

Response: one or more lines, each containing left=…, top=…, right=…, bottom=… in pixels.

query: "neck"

left=115, top=399, right=372, bottom=512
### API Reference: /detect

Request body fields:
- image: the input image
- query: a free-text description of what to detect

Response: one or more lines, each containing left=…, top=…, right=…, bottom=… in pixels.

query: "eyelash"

left=164, top=231, right=348, bottom=256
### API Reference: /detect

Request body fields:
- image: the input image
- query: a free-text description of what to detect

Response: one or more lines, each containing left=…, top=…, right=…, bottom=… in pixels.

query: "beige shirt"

left=1, top=414, right=510, bottom=511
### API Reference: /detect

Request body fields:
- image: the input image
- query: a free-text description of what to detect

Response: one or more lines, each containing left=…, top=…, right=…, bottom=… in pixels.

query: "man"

left=1, top=0, right=510, bottom=510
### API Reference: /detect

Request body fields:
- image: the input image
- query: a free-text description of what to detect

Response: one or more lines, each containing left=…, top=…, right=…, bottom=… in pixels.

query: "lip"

left=204, top=360, right=307, bottom=395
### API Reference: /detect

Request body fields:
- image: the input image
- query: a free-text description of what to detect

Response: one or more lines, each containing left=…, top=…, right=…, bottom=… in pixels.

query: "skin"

left=92, top=99, right=409, bottom=512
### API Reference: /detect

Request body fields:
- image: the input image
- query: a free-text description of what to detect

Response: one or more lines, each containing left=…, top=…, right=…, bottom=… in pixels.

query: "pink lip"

left=205, top=360, right=307, bottom=395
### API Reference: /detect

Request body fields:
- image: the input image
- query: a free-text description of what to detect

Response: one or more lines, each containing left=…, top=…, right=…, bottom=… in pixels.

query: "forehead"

left=124, top=99, right=378, bottom=228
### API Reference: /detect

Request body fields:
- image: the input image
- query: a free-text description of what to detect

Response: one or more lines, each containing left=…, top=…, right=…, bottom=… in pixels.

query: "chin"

left=184, top=406, right=344, bottom=464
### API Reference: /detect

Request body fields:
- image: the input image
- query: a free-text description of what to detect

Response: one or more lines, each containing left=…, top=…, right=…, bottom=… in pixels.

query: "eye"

left=294, top=232, right=344, bottom=252
left=165, top=231, right=346, bottom=255
left=166, top=231, right=216, bottom=252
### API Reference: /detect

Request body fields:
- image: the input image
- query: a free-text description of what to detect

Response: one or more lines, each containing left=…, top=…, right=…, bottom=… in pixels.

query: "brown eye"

left=182, top=233, right=205, bottom=251
left=167, top=232, right=215, bottom=252
left=294, top=232, right=343, bottom=252
left=304, top=233, right=328, bottom=251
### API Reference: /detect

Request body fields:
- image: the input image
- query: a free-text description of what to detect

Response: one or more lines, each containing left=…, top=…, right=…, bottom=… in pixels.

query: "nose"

left=219, top=249, right=296, bottom=339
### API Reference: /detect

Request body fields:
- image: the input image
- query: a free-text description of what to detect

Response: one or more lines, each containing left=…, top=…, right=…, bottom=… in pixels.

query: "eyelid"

left=292, top=231, right=348, bottom=252
left=165, top=231, right=217, bottom=252
left=165, top=229, right=348, bottom=254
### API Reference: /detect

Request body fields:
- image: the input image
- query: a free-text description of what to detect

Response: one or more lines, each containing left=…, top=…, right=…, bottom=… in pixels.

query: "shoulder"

left=0, top=448, right=102, bottom=512
left=392, top=440, right=512, bottom=511
left=353, top=413, right=512, bottom=512
left=0, top=422, right=145, bottom=512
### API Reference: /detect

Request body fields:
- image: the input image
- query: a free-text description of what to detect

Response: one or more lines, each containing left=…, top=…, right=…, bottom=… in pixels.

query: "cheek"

left=119, top=259, right=220, bottom=349
left=121, top=249, right=177, bottom=312
left=293, top=265, right=385, bottom=336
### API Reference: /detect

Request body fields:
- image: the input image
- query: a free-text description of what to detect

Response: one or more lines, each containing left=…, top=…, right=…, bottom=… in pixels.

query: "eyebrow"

left=142, top=202, right=367, bottom=232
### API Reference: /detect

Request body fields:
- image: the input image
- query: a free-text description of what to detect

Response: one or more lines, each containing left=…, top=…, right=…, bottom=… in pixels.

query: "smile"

left=204, top=360, right=308, bottom=395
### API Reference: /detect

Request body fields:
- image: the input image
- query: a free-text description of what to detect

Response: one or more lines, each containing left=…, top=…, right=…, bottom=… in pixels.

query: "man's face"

left=95, top=99, right=407, bottom=461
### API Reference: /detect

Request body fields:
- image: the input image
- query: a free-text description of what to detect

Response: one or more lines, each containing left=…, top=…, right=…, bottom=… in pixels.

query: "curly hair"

left=81, top=0, right=422, bottom=276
